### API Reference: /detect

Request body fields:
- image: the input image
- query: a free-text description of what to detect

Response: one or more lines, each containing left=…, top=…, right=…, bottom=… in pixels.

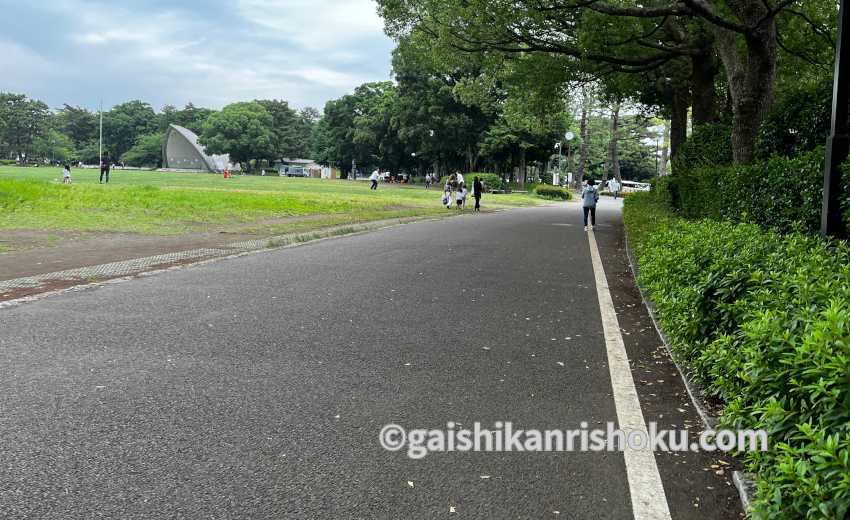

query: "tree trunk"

left=577, top=95, right=590, bottom=188
left=518, top=147, right=527, bottom=187
left=670, top=90, right=688, bottom=161
left=710, top=11, right=778, bottom=164
left=660, top=120, right=670, bottom=176
left=605, top=101, right=621, bottom=183
left=690, top=50, right=719, bottom=125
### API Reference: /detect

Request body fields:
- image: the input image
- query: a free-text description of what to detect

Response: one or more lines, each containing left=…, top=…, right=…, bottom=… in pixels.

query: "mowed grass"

left=0, top=166, right=537, bottom=235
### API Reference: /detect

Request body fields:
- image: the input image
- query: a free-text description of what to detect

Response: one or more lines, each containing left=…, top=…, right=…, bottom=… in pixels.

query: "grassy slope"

left=0, top=166, right=537, bottom=235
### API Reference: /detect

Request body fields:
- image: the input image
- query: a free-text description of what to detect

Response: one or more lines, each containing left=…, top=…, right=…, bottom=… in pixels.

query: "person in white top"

left=608, top=178, right=621, bottom=199
left=62, top=164, right=72, bottom=184
left=369, top=170, right=380, bottom=190
left=455, top=171, right=465, bottom=186
left=456, top=184, right=468, bottom=211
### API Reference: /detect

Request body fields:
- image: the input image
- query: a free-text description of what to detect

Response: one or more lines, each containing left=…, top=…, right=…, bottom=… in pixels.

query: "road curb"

left=0, top=214, right=452, bottom=309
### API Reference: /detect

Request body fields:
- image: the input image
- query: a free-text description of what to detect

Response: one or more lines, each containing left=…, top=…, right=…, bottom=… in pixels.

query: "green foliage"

left=671, top=122, right=732, bottom=176
left=159, top=103, right=216, bottom=135
left=757, top=78, right=832, bottom=160
left=120, top=132, right=163, bottom=167
left=624, top=192, right=850, bottom=519
left=103, top=100, right=158, bottom=160
left=255, top=99, right=316, bottom=159
left=0, top=92, right=50, bottom=161
left=199, top=102, right=276, bottom=169
left=663, top=148, right=829, bottom=233
left=32, top=129, right=76, bottom=163
left=533, top=184, right=571, bottom=200
left=55, top=104, right=98, bottom=148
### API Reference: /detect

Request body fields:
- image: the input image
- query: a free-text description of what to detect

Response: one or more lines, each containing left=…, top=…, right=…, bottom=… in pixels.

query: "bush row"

left=533, top=184, right=571, bottom=200
left=661, top=147, right=850, bottom=234
left=624, top=192, right=850, bottom=519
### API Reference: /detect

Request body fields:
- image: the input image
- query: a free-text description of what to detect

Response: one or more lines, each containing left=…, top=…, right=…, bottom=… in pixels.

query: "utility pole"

left=822, top=0, right=850, bottom=237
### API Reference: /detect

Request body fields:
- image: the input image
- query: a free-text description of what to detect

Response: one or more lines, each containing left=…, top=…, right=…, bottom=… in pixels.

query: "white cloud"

left=0, top=0, right=394, bottom=110
left=237, top=0, right=385, bottom=51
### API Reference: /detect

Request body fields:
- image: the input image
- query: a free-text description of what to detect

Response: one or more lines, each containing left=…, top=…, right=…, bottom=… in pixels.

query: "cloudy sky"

left=0, top=0, right=395, bottom=112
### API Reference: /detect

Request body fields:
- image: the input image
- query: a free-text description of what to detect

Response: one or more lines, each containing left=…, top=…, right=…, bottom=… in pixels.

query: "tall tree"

left=103, top=100, right=158, bottom=160
left=199, top=102, right=276, bottom=170
left=55, top=104, right=98, bottom=148
left=604, top=100, right=621, bottom=183
left=0, top=93, right=50, bottom=161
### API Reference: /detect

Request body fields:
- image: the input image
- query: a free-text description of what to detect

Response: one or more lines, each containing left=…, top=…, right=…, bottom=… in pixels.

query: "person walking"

left=424, top=173, right=431, bottom=189
left=443, top=175, right=455, bottom=208
left=62, top=163, right=72, bottom=184
left=581, top=179, right=600, bottom=231
left=456, top=183, right=468, bottom=212
left=369, top=169, right=379, bottom=190
left=473, top=176, right=483, bottom=212
left=99, top=155, right=110, bottom=184
left=608, top=178, right=621, bottom=200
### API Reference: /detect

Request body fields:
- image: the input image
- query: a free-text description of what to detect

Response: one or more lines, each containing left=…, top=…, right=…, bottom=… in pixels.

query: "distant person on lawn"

left=608, top=178, right=621, bottom=199
left=581, top=179, right=600, bottom=231
left=369, top=169, right=379, bottom=190
left=473, top=176, right=483, bottom=212
left=100, top=155, right=110, bottom=184
left=456, top=183, right=468, bottom=211
left=62, top=163, right=72, bottom=184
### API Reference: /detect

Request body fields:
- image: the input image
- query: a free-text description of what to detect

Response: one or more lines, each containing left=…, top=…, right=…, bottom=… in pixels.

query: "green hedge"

left=672, top=122, right=733, bottom=177
left=661, top=148, right=850, bottom=234
left=533, top=184, right=571, bottom=200
left=439, top=173, right=504, bottom=191
left=625, top=192, right=850, bottom=519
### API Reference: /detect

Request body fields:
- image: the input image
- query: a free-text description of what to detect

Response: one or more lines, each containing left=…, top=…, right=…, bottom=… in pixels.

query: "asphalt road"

left=0, top=199, right=739, bottom=519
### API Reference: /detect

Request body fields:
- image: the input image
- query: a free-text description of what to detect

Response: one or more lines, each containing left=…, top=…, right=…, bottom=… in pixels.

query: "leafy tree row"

left=0, top=94, right=318, bottom=170
left=376, top=0, right=837, bottom=167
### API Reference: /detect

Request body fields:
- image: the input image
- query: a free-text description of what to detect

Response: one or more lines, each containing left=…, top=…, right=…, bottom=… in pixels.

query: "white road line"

left=587, top=229, right=672, bottom=520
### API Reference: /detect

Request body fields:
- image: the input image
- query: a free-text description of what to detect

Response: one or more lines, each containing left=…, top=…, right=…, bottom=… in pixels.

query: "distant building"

left=162, top=124, right=229, bottom=172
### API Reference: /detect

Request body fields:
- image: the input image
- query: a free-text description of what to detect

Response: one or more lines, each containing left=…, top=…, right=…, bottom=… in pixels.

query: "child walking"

left=456, top=183, right=468, bottom=211
left=62, top=163, right=72, bottom=184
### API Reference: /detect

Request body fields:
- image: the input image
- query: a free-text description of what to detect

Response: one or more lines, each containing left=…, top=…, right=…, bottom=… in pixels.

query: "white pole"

left=98, top=99, right=103, bottom=166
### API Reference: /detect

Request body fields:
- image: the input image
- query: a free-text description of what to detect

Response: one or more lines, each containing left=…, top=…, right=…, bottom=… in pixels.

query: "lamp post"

left=822, top=0, right=850, bottom=238
left=564, top=131, right=575, bottom=186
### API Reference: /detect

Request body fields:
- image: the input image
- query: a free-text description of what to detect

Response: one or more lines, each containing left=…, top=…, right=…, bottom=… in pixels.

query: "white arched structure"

left=162, top=124, right=229, bottom=172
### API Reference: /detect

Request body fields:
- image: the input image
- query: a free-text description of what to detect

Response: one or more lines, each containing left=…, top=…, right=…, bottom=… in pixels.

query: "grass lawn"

left=0, top=166, right=538, bottom=237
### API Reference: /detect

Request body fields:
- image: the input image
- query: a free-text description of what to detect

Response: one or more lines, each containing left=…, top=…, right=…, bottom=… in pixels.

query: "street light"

left=822, top=0, right=850, bottom=237
left=564, top=131, right=575, bottom=185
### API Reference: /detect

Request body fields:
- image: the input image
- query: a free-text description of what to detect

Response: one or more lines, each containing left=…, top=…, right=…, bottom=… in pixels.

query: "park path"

left=0, top=199, right=742, bottom=519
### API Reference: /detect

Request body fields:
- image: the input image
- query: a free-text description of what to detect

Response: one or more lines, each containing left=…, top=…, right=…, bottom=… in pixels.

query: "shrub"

left=439, top=173, right=504, bottom=191
left=0, top=159, right=17, bottom=166
left=660, top=148, right=838, bottom=234
left=625, top=192, right=850, bottom=519
left=672, top=122, right=733, bottom=177
left=757, top=79, right=832, bottom=160
left=533, top=185, right=571, bottom=200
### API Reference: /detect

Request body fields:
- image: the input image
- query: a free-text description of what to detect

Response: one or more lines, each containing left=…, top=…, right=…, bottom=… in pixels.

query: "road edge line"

left=587, top=229, right=672, bottom=520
